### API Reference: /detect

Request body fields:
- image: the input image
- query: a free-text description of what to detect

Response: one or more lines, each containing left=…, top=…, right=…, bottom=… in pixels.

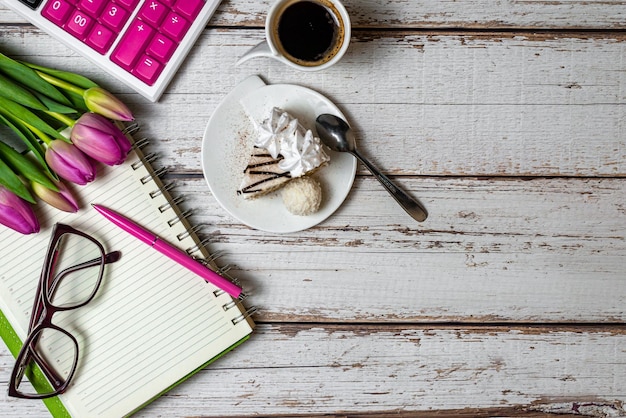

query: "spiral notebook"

left=0, top=125, right=255, bottom=417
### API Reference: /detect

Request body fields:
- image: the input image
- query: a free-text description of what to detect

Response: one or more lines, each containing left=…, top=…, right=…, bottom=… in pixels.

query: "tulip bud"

left=71, top=113, right=132, bottom=166
left=84, top=87, right=134, bottom=121
left=32, top=179, right=79, bottom=213
left=0, top=185, right=40, bottom=234
left=45, top=140, right=97, bottom=185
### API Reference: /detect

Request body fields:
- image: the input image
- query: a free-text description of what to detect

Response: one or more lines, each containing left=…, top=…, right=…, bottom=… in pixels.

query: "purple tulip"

left=32, top=179, right=79, bottom=213
left=0, top=186, right=40, bottom=234
left=71, top=113, right=132, bottom=166
left=45, top=140, right=97, bottom=185
left=84, top=87, right=134, bottom=121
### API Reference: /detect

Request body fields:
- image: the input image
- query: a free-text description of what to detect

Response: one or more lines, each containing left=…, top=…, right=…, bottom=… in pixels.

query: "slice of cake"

left=238, top=107, right=329, bottom=199
left=237, top=148, right=291, bottom=197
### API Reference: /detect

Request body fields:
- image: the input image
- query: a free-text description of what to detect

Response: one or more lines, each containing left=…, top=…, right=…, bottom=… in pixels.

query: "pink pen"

left=92, top=204, right=242, bottom=298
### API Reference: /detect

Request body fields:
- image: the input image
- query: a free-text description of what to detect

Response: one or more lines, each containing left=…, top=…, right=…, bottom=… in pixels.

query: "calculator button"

left=147, top=33, right=176, bottom=62
left=138, top=1, right=168, bottom=26
left=42, top=0, right=73, bottom=25
left=78, top=0, right=106, bottom=16
left=85, top=23, right=115, bottom=54
left=112, top=0, right=140, bottom=8
left=133, top=55, right=163, bottom=85
left=65, top=10, right=94, bottom=39
left=101, top=2, right=131, bottom=31
left=111, top=19, right=155, bottom=69
left=174, top=0, right=204, bottom=20
left=161, top=11, right=190, bottom=42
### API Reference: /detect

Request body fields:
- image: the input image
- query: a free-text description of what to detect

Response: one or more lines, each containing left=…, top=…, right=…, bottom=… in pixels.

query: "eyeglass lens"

left=13, top=327, right=78, bottom=398
left=46, top=231, right=105, bottom=308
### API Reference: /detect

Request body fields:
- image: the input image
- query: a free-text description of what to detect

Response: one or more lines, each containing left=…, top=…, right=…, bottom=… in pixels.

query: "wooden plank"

left=112, top=324, right=626, bottom=417
left=162, top=30, right=626, bottom=177
left=165, top=176, right=625, bottom=323
left=3, top=1, right=626, bottom=29
left=1, top=29, right=623, bottom=176
left=3, top=324, right=624, bottom=417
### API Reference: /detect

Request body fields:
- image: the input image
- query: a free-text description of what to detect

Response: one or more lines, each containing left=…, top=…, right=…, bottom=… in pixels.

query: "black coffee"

left=277, top=1, right=338, bottom=63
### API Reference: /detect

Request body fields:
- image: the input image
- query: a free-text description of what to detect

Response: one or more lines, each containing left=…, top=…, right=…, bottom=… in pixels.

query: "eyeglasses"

left=8, top=223, right=121, bottom=399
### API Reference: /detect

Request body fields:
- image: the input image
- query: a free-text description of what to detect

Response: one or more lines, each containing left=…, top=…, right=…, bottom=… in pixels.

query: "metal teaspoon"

left=315, top=114, right=428, bottom=222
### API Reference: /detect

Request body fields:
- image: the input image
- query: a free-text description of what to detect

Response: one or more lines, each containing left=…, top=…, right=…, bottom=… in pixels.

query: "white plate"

left=201, top=76, right=357, bottom=233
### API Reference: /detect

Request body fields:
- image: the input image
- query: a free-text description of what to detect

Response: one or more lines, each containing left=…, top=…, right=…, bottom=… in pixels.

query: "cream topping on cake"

left=279, top=129, right=329, bottom=177
left=253, top=107, right=298, bottom=159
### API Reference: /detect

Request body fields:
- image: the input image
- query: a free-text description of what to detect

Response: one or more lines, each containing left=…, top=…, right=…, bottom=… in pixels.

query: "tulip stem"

left=45, top=111, right=76, bottom=128
left=24, top=122, right=53, bottom=145
left=34, top=70, right=85, bottom=97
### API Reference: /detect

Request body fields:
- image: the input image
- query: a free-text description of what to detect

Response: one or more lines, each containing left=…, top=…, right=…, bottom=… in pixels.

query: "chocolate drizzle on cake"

left=245, top=152, right=282, bottom=170
left=237, top=147, right=293, bottom=197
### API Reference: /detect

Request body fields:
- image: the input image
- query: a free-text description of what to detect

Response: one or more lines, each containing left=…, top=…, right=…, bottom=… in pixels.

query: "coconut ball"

left=282, top=176, right=322, bottom=216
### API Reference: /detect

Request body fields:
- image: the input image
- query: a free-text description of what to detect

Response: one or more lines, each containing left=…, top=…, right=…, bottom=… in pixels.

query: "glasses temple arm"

left=52, top=251, right=122, bottom=284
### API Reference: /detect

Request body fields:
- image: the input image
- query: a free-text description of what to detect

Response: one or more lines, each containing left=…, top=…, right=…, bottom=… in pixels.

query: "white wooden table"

left=1, top=1, right=625, bottom=416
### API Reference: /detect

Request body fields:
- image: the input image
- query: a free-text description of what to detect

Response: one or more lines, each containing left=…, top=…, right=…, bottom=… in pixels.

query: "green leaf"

left=62, top=89, right=89, bottom=112
left=0, top=72, right=47, bottom=111
left=31, top=90, right=78, bottom=114
left=0, top=113, right=55, bottom=180
left=0, top=53, right=72, bottom=106
left=0, top=96, right=65, bottom=140
left=0, top=155, right=35, bottom=203
left=20, top=61, right=99, bottom=90
left=0, top=141, right=58, bottom=191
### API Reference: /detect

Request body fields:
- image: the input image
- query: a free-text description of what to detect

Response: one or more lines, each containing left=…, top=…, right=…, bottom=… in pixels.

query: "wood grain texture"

left=3, top=325, right=625, bottom=417
left=4, top=1, right=626, bottom=28
left=165, top=176, right=625, bottom=323
left=4, top=28, right=624, bottom=176
left=0, top=1, right=625, bottom=417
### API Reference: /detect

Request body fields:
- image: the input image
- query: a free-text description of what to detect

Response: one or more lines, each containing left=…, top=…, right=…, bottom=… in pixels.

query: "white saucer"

left=201, top=76, right=357, bottom=233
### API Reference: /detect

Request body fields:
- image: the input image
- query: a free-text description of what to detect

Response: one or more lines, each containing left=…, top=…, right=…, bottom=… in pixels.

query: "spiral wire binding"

left=187, top=236, right=212, bottom=254
left=140, top=166, right=168, bottom=184
left=150, top=181, right=175, bottom=199
left=196, top=251, right=234, bottom=277
left=123, top=122, right=141, bottom=136
left=159, top=195, right=185, bottom=213
left=222, top=292, right=249, bottom=311
left=132, top=152, right=158, bottom=170
left=132, top=137, right=150, bottom=150
left=177, top=224, right=202, bottom=241
left=167, top=208, right=192, bottom=226
left=195, top=248, right=227, bottom=264
left=128, top=128, right=255, bottom=322
left=232, top=307, right=257, bottom=325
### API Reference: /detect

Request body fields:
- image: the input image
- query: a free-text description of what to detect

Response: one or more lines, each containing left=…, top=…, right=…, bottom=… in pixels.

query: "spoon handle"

left=352, top=150, right=428, bottom=222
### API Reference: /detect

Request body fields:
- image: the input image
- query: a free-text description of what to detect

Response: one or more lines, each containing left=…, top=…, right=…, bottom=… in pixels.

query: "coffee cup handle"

left=236, top=41, right=276, bottom=65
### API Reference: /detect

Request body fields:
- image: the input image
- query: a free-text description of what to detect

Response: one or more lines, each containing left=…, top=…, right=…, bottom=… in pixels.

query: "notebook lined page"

left=0, top=147, right=252, bottom=417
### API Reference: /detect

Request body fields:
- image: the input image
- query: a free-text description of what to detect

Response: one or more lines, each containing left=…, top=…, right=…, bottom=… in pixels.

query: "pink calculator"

left=3, top=0, right=222, bottom=101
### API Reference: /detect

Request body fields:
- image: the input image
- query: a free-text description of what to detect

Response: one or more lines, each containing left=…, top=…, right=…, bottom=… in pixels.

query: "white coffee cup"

left=236, top=0, right=351, bottom=71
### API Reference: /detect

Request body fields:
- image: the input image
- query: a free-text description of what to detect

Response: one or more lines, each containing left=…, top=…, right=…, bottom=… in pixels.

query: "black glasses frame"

left=8, top=223, right=121, bottom=399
